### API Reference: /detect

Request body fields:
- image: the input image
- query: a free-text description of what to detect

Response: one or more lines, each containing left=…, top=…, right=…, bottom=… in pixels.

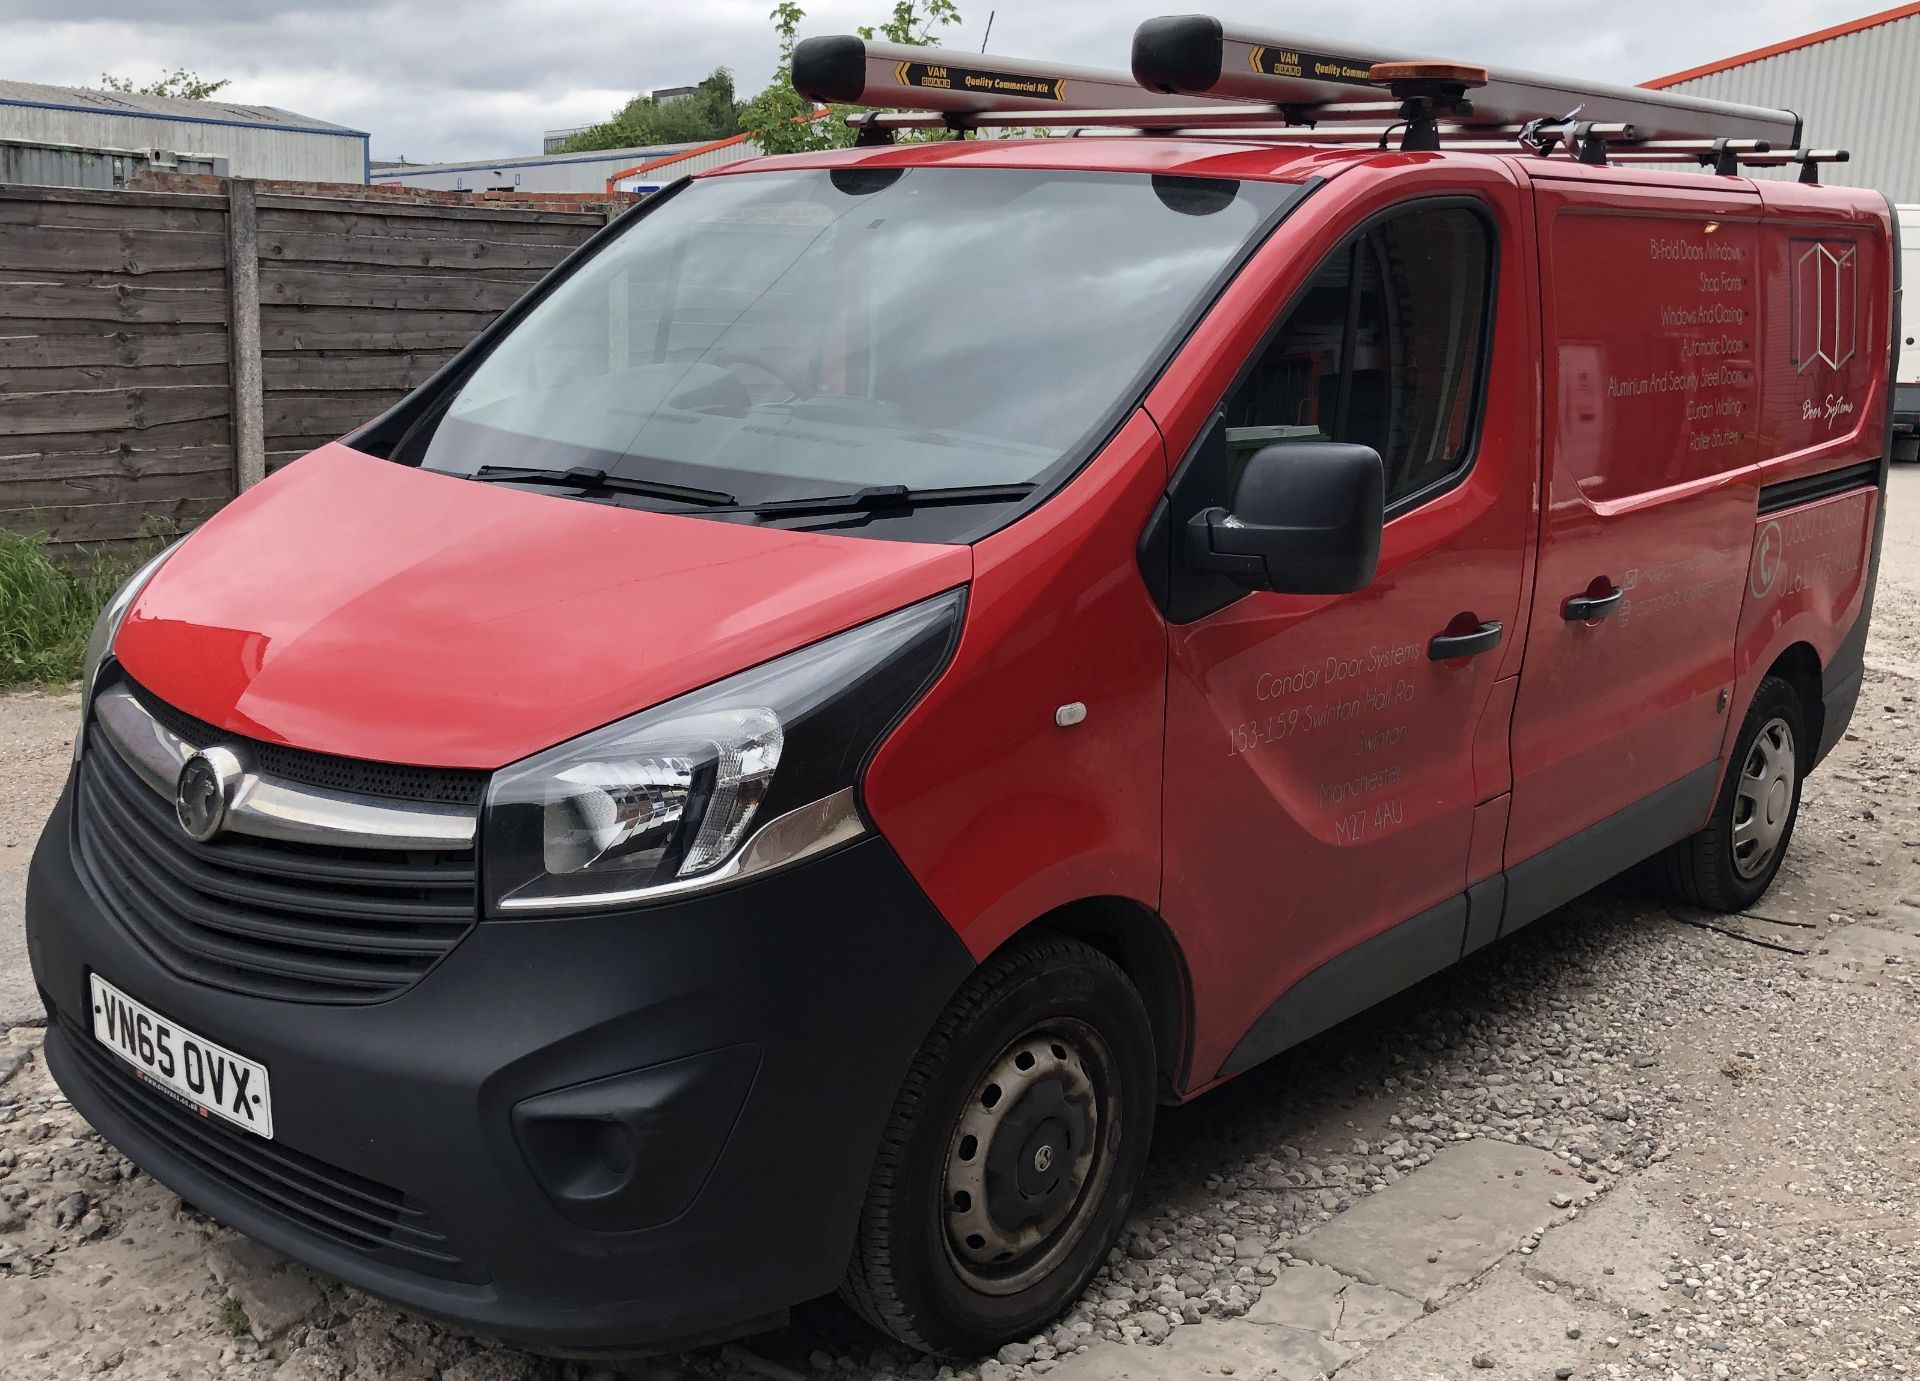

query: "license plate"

left=89, top=974, right=274, bottom=1139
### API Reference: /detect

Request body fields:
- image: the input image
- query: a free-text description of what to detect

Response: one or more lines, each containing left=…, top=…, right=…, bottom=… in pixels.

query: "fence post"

left=226, top=179, right=267, bottom=491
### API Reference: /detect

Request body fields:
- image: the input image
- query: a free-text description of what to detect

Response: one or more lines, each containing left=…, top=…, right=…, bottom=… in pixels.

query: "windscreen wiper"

left=708, top=483, right=1037, bottom=519
left=468, top=465, right=736, bottom=507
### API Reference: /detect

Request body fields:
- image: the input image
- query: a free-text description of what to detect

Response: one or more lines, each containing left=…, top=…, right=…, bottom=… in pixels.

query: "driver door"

left=1152, top=179, right=1537, bottom=1087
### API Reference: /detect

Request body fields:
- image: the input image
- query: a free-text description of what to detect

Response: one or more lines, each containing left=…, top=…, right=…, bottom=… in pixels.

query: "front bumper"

left=26, top=780, right=973, bottom=1351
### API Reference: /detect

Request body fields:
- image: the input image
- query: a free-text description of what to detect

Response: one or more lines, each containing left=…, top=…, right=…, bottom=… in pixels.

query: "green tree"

left=557, top=68, right=742, bottom=153
left=100, top=69, right=230, bottom=100
left=740, top=0, right=961, bottom=156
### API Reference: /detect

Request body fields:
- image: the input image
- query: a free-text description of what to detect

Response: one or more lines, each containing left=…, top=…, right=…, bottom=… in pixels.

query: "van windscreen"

left=412, top=167, right=1295, bottom=518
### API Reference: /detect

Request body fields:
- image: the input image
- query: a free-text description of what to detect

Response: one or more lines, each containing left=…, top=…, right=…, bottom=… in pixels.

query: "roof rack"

left=1130, top=17, right=1801, bottom=147
left=793, top=18, right=1844, bottom=175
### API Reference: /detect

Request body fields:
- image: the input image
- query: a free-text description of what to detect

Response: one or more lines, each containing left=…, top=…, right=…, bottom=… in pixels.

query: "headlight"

left=485, top=590, right=964, bottom=912
left=76, top=540, right=182, bottom=763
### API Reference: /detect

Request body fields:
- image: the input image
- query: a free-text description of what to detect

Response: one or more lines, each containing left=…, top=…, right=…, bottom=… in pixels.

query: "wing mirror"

left=1184, top=443, right=1384, bottom=595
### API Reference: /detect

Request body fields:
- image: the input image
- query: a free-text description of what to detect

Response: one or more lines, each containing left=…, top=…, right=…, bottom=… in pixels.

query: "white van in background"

left=1898, top=205, right=1918, bottom=462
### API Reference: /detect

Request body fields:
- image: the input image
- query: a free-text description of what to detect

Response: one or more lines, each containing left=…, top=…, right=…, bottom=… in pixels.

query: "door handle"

left=1428, top=620, right=1504, bottom=661
left=1562, top=586, right=1625, bottom=622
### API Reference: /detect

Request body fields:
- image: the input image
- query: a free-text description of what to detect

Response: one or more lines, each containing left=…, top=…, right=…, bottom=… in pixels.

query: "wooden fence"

left=0, top=181, right=620, bottom=559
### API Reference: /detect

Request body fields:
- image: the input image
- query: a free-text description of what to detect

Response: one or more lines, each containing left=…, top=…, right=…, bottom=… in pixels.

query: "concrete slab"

left=1244, top=1262, right=1348, bottom=1334
left=1043, top=1322, right=1355, bottom=1381
left=1162, top=1320, right=1356, bottom=1379
left=1335, top=1264, right=1613, bottom=1381
left=1333, top=1280, right=1425, bottom=1344
left=1807, top=923, right=1920, bottom=983
left=1244, top=1262, right=1423, bottom=1348
left=1289, top=1139, right=1573, bottom=1303
left=1525, top=1175, right=1690, bottom=1320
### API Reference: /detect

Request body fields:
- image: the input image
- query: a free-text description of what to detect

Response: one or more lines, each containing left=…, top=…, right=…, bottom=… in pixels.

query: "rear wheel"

left=840, top=933, right=1156, bottom=1357
left=1656, top=675, right=1806, bottom=911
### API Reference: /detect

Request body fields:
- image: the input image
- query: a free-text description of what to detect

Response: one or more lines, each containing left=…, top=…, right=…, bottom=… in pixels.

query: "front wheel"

left=840, top=933, right=1156, bottom=1357
left=1655, top=675, right=1806, bottom=911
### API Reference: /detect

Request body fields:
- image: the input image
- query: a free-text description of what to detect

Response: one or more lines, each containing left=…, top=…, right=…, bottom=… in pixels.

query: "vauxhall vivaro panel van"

left=26, top=17, right=1896, bottom=1360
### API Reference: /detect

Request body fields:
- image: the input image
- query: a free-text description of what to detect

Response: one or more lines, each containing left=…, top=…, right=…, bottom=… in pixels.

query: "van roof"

left=703, top=136, right=1394, bottom=185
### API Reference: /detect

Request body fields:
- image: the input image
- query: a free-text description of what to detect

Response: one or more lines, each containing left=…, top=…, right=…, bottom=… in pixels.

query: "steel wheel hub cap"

left=1732, top=716, right=1796, bottom=880
left=942, top=1021, right=1114, bottom=1295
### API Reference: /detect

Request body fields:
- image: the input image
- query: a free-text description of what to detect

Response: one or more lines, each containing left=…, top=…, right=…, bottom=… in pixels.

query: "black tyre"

left=1656, top=675, right=1807, bottom=911
left=840, top=932, right=1156, bottom=1357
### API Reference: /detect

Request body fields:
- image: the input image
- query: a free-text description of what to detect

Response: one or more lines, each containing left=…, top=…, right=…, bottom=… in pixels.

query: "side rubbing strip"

left=1757, top=460, right=1880, bottom=515
left=1219, top=892, right=1468, bottom=1079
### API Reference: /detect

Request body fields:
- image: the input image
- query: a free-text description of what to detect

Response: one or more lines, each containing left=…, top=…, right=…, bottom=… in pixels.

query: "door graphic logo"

left=1750, top=521, right=1784, bottom=599
left=1791, top=240, right=1858, bottom=372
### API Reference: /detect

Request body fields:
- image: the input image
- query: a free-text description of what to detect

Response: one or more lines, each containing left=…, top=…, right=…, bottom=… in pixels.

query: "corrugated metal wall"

left=373, top=146, right=698, bottom=194
left=373, top=138, right=766, bottom=195
left=1661, top=13, right=1920, bottom=203
left=0, top=106, right=363, bottom=183
left=612, top=139, right=764, bottom=192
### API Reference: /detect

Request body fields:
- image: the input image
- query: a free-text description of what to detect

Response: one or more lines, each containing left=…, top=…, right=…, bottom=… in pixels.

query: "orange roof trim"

left=605, top=130, right=758, bottom=190
left=603, top=110, right=835, bottom=192
left=1644, top=0, right=1920, bottom=87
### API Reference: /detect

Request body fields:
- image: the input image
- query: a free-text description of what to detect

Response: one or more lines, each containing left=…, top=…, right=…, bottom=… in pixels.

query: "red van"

left=25, top=20, right=1897, bottom=1361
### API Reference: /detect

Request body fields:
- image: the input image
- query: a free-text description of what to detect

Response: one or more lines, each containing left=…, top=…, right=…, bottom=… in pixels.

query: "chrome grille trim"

left=91, top=683, right=477, bottom=852
left=75, top=727, right=478, bottom=1003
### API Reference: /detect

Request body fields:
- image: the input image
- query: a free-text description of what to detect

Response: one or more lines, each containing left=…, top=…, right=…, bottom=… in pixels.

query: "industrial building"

left=1645, top=1, right=1920, bottom=201
left=0, top=79, right=368, bottom=185
left=372, top=134, right=764, bottom=195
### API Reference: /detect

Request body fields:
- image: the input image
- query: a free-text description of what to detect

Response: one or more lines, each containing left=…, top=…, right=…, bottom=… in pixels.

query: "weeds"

left=0, top=529, right=157, bottom=690
left=217, top=1295, right=250, bottom=1339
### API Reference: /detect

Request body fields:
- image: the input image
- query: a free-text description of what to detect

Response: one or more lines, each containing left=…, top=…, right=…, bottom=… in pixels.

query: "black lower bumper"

left=26, top=781, right=973, bottom=1351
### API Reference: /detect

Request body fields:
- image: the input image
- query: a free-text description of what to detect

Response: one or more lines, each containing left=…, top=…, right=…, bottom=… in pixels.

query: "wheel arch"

left=1761, top=641, right=1824, bottom=768
left=994, top=897, right=1193, bottom=1103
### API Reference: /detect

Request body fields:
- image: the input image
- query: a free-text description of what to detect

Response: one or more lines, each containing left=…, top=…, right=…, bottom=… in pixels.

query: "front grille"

left=127, top=681, right=489, bottom=807
left=61, top=1017, right=485, bottom=1283
left=74, top=691, right=480, bottom=1004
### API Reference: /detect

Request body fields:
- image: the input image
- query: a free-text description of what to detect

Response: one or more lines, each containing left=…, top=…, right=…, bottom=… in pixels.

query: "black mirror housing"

left=1184, top=443, right=1384, bottom=595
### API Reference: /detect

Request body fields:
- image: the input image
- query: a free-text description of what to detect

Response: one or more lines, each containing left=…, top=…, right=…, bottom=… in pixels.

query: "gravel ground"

left=1, top=467, right=1915, bottom=1380
left=0, top=691, right=78, bottom=1028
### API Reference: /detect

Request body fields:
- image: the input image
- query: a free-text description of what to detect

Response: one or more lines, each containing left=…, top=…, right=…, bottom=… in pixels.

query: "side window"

left=1226, top=204, right=1493, bottom=508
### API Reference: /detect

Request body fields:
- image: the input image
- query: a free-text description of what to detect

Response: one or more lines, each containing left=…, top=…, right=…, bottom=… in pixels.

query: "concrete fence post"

left=226, top=179, right=267, bottom=491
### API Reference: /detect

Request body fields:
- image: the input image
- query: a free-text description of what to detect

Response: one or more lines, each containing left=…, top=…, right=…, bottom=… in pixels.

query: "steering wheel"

left=705, top=349, right=813, bottom=400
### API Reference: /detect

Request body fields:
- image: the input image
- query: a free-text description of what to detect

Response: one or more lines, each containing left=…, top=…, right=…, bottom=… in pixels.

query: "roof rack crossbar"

left=1784, top=148, right=1850, bottom=184
left=843, top=106, right=1639, bottom=137
left=838, top=111, right=1852, bottom=175
left=1031, top=127, right=1856, bottom=174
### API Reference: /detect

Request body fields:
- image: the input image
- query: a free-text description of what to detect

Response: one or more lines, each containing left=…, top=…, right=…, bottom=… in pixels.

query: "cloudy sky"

left=9, top=0, right=1884, bottom=163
